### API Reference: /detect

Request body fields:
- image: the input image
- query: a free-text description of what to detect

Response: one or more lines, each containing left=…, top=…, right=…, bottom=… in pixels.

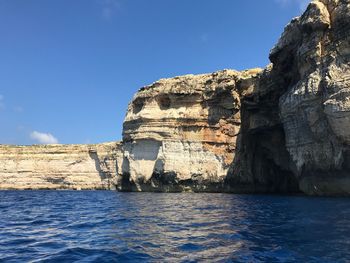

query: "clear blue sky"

left=0, top=0, right=309, bottom=145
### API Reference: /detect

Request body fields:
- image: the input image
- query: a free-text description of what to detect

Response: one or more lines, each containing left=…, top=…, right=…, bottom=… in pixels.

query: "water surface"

left=0, top=191, right=349, bottom=262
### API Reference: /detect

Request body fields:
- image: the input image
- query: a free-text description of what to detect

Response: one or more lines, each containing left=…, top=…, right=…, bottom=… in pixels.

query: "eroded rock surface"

left=119, top=0, right=350, bottom=195
left=225, top=0, right=350, bottom=195
left=1, top=0, right=349, bottom=195
left=118, top=69, right=261, bottom=192
left=272, top=0, right=350, bottom=195
left=225, top=66, right=300, bottom=193
left=0, top=143, right=122, bottom=190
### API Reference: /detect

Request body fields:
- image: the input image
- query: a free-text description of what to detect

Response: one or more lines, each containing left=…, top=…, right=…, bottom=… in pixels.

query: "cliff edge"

left=0, top=0, right=349, bottom=195
left=118, top=0, right=350, bottom=195
left=118, top=69, right=261, bottom=192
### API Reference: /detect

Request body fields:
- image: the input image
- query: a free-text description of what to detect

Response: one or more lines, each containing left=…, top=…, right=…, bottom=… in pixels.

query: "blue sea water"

left=0, top=191, right=349, bottom=262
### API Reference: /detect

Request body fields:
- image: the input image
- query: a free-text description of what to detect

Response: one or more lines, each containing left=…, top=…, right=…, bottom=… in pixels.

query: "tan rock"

left=118, top=69, right=261, bottom=192
left=233, top=0, right=350, bottom=195
left=1, top=0, right=350, bottom=196
left=0, top=142, right=122, bottom=190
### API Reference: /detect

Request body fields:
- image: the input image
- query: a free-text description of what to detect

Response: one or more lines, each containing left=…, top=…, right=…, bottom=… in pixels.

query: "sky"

left=0, top=0, right=310, bottom=145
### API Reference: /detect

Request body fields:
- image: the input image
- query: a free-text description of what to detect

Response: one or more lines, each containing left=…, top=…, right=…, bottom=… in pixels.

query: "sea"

left=0, top=191, right=349, bottom=262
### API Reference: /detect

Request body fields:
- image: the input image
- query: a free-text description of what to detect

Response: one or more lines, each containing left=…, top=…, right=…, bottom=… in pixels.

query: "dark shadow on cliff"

left=88, top=149, right=113, bottom=189
left=118, top=156, right=138, bottom=192
left=207, top=88, right=238, bottom=126
left=298, top=149, right=350, bottom=196
left=224, top=124, right=300, bottom=194
left=222, top=69, right=301, bottom=194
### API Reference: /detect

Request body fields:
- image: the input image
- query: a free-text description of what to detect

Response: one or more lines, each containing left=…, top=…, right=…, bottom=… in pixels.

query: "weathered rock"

left=118, top=69, right=261, bottom=192
left=0, top=143, right=122, bottom=190
left=0, top=0, right=349, bottom=196
left=228, top=0, right=350, bottom=196
left=116, top=0, right=350, bottom=195
left=274, top=0, right=350, bottom=195
left=225, top=66, right=300, bottom=194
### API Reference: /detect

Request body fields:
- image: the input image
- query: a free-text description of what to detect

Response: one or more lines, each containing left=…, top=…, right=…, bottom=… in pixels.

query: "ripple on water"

left=0, top=191, right=350, bottom=262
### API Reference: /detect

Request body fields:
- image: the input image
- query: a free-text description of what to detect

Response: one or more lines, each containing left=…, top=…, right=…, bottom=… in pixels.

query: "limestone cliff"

left=224, top=0, right=350, bottom=196
left=118, top=69, right=261, bottom=192
left=225, top=66, right=301, bottom=193
left=0, top=0, right=349, bottom=195
left=275, top=0, right=350, bottom=195
left=237, top=0, right=350, bottom=196
left=0, top=143, right=121, bottom=190
left=119, top=0, right=350, bottom=195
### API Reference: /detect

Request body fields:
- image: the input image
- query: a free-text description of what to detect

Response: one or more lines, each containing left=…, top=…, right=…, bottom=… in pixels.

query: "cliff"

left=275, top=0, right=350, bottom=195
left=119, top=69, right=261, bottom=192
left=117, top=67, right=302, bottom=193
left=1, top=0, right=349, bottom=195
left=0, top=143, right=122, bottom=190
left=118, top=0, right=350, bottom=195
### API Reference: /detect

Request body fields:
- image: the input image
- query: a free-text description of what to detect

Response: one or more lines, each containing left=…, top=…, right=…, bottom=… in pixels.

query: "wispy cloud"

left=100, top=0, right=121, bottom=20
left=13, top=106, right=23, bottom=113
left=17, top=125, right=25, bottom=132
left=0, top=95, right=5, bottom=110
left=0, top=95, right=23, bottom=113
left=200, top=33, right=209, bottom=43
left=275, top=0, right=310, bottom=12
left=30, top=131, right=59, bottom=144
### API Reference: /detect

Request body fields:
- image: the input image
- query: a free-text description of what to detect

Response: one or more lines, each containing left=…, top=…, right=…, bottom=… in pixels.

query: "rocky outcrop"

left=269, top=0, right=350, bottom=195
left=119, top=0, right=350, bottom=195
left=225, top=66, right=301, bottom=194
left=0, top=143, right=122, bottom=190
left=225, top=0, right=350, bottom=196
left=118, top=69, right=261, bottom=192
left=117, top=67, right=301, bottom=193
left=0, top=0, right=349, bottom=195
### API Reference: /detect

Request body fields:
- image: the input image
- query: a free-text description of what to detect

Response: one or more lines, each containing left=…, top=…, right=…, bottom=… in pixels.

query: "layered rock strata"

left=225, top=66, right=301, bottom=193
left=0, top=143, right=121, bottom=190
left=119, top=0, right=350, bottom=195
left=267, top=0, right=350, bottom=195
left=118, top=69, right=261, bottom=192
left=0, top=0, right=349, bottom=195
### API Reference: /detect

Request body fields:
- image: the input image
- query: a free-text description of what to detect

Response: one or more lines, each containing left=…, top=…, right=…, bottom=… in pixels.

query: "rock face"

left=118, top=69, right=261, bottom=192
left=225, top=0, right=350, bottom=196
left=119, top=0, right=350, bottom=195
left=270, top=0, right=350, bottom=195
left=225, top=66, right=301, bottom=194
left=0, top=143, right=121, bottom=190
left=117, top=67, right=300, bottom=194
left=0, top=0, right=349, bottom=195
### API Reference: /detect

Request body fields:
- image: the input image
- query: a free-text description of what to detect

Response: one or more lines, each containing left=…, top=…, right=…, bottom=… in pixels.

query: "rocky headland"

left=1, top=0, right=349, bottom=195
left=119, top=69, right=261, bottom=192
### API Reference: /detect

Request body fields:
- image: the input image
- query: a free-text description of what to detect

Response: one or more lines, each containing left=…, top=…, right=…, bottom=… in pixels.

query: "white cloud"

left=30, top=131, right=59, bottom=144
left=275, top=0, right=310, bottom=11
